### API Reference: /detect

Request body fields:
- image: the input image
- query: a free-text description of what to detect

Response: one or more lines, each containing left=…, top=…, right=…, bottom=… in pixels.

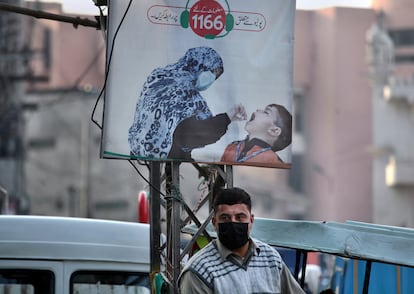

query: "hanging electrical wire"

left=90, top=0, right=133, bottom=130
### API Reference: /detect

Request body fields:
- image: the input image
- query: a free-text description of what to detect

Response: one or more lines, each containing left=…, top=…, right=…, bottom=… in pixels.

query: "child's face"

left=244, top=105, right=279, bottom=136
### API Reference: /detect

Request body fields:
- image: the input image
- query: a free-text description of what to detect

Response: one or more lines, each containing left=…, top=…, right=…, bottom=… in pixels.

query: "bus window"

left=0, top=269, right=55, bottom=294
left=70, top=271, right=151, bottom=294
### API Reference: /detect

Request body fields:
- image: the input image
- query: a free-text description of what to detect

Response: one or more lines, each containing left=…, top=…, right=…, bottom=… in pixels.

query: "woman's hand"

left=227, top=104, right=247, bottom=122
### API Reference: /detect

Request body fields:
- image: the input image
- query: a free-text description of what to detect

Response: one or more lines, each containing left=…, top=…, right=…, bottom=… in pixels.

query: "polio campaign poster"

left=102, top=0, right=295, bottom=169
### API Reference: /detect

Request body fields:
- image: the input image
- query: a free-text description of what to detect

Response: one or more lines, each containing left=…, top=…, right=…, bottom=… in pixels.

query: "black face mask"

left=218, top=222, right=249, bottom=250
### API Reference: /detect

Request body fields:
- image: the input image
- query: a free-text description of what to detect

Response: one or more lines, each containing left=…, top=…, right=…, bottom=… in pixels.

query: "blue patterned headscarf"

left=128, top=47, right=224, bottom=159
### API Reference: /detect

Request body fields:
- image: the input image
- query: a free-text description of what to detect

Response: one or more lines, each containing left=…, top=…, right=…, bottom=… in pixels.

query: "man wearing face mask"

left=178, top=187, right=305, bottom=294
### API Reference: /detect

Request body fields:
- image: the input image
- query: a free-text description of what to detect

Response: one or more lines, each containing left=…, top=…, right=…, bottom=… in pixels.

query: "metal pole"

left=0, top=186, right=9, bottom=214
left=165, top=162, right=182, bottom=293
left=0, top=3, right=100, bottom=29
left=299, top=251, right=308, bottom=288
left=149, top=161, right=161, bottom=293
left=294, top=250, right=301, bottom=280
left=79, top=115, right=90, bottom=218
left=170, top=162, right=182, bottom=293
left=362, top=260, right=372, bottom=294
left=225, top=165, right=233, bottom=188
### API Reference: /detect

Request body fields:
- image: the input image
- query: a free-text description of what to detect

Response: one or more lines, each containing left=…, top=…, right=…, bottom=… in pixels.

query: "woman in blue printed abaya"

left=128, top=46, right=243, bottom=161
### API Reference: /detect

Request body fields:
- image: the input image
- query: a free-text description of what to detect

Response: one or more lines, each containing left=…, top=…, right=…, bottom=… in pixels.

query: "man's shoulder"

left=186, top=241, right=219, bottom=265
left=252, top=238, right=281, bottom=256
left=252, top=238, right=270, bottom=247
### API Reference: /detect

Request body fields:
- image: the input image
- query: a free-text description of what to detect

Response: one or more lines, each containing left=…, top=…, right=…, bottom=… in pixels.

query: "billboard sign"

left=102, top=0, right=295, bottom=169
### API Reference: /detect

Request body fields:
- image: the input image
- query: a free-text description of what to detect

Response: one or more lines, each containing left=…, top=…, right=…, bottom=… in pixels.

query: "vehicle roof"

left=0, top=215, right=150, bottom=264
left=182, top=218, right=414, bottom=268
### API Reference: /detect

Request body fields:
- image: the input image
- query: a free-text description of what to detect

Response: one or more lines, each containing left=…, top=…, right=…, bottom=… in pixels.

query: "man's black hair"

left=213, top=187, right=252, bottom=212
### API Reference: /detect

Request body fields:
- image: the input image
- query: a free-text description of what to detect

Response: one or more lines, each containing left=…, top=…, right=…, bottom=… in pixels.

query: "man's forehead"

left=216, top=203, right=250, bottom=213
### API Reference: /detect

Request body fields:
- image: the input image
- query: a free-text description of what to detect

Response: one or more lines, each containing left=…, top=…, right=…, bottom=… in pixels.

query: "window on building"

left=388, top=29, right=414, bottom=64
left=395, top=54, right=414, bottom=63
left=388, top=29, right=414, bottom=47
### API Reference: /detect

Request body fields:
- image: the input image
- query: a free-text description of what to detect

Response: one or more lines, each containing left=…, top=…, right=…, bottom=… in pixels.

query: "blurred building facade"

left=291, top=0, right=414, bottom=227
left=0, top=0, right=29, bottom=214
left=0, top=0, right=413, bottom=226
left=1, top=1, right=146, bottom=221
left=370, top=0, right=414, bottom=227
left=290, top=7, right=375, bottom=223
left=290, top=0, right=414, bottom=227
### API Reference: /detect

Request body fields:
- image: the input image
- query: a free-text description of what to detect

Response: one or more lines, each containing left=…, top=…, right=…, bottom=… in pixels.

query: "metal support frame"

left=0, top=185, right=9, bottom=214
left=166, top=162, right=182, bottom=293
left=149, top=162, right=233, bottom=293
left=362, top=260, right=372, bottom=294
left=294, top=249, right=307, bottom=288
left=0, top=3, right=100, bottom=29
left=149, top=162, right=161, bottom=291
